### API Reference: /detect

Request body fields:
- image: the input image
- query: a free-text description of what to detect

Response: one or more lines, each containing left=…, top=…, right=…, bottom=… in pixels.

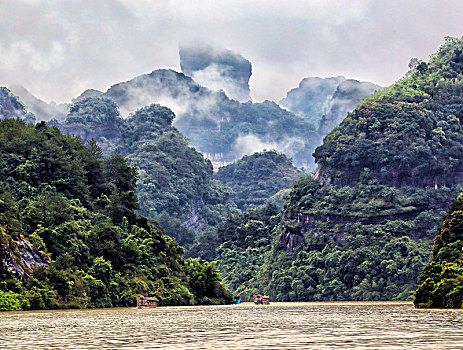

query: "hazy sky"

left=1, top=0, right=462, bottom=103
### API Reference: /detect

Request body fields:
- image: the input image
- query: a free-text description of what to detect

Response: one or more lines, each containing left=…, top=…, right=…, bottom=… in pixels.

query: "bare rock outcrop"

left=1, top=238, right=50, bottom=281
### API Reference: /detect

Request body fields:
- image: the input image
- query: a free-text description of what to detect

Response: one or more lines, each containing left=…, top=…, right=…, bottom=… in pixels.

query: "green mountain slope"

left=226, top=36, right=463, bottom=301
left=414, top=193, right=463, bottom=308
left=56, top=97, right=236, bottom=251
left=214, top=150, right=303, bottom=211
left=314, top=36, right=463, bottom=188
left=0, top=118, right=232, bottom=310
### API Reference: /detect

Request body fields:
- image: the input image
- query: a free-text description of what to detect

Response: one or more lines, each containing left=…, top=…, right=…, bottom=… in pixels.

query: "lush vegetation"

left=314, top=36, right=463, bottom=187
left=215, top=37, right=463, bottom=302
left=187, top=203, right=281, bottom=294
left=415, top=193, right=463, bottom=308
left=0, top=118, right=232, bottom=311
left=214, top=151, right=303, bottom=211
left=56, top=99, right=237, bottom=252
left=213, top=173, right=460, bottom=301
left=254, top=176, right=445, bottom=301
left=6, top=37, right=463, bottom=305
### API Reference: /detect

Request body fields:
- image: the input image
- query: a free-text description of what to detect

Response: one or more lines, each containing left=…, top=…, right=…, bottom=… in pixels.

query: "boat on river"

left=253, top=295, right=270, bottom=305
left=136, top=296, right=158, bottom=308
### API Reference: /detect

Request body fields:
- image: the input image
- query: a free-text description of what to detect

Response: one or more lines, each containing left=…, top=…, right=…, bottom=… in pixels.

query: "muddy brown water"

left=1, top=302, right=463, bottom=349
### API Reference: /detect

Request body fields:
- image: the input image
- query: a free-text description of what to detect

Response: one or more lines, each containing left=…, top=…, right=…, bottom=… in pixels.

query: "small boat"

left=253, top=294, right=270, bottom=305
left=136, top=296, right=158, bottom=309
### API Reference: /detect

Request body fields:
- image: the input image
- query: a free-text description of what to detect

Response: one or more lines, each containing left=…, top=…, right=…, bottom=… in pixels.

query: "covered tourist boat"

left=253, top=295, right=270, bottom=305
left=136, top=296, right=158, bottom=308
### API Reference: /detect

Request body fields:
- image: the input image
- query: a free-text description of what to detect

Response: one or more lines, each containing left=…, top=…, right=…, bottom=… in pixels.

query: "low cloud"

left=189, top=64, right=250, bottom=102
left=232, top=133, right=308, bottom=165
left=1, top=1, right=462, bottom=103
left=233, top=134, right=278, bottom=158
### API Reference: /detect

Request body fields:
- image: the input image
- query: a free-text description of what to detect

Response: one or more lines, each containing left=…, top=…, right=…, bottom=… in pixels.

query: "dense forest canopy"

left=212, top=37, right=463, bottom=303
left=414, top=193, right=463, bottom=308
left=314, top=36, right=463, bottom=188
left=50, top=97, right=238, bottom=253
left=0, top=118, right=232, bottom=311
left=214, top=151, right=303, bottom=211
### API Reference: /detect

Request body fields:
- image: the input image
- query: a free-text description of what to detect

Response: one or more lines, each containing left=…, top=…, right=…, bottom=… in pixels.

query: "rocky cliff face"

left=315, top=164, right=463, bottom=189
left=279, top=77, right=382, bottom=135
left=281, top=208, right=424, bottom=254
left=1, top=238, right=50, bottom=281
left=179, top=44, right=252, bottom=102
left=0, top=87, right=35, bottom=123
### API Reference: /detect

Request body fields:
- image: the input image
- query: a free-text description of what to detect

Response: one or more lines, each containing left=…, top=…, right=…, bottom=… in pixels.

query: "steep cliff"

left=236, top=37, right=463, bottom=302
left=279, top=76, right=381, bottom=136
left=1, top=238, right=50, bottom=280
left=0, top=87, right=35, bottom=123
left=179, top=44, right=252, bottom=102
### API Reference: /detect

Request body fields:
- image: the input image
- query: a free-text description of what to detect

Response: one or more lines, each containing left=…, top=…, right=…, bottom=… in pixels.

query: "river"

left=1, top=302, right=463, bottom=349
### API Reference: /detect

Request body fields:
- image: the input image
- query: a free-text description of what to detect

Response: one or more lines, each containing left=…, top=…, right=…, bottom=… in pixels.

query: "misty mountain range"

left=1, top=45, right=381, bottom=168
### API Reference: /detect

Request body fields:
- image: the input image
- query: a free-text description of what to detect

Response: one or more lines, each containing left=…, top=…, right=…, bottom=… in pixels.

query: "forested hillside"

left=220, top=37, right=463, bottom=301
left=0, top=118, right=232, bottom=311
left=54, top=97, right=237, bottom=252
left=414, top=193, right=463, bottom=308
left=314, top=37, right=463, bottom=187
left=214, top=151, right=303, bottom=211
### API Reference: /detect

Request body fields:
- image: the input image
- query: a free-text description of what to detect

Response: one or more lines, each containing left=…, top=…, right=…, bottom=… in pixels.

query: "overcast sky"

left=1, top=0, right=462, bottom=103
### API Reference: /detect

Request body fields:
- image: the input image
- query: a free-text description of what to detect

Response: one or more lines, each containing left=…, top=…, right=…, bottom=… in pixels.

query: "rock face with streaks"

left=1, top=238, right=50, bottom=280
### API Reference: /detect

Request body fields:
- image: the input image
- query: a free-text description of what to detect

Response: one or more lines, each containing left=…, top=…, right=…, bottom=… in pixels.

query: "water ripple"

left=1, top=302, right=463, bottom=349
